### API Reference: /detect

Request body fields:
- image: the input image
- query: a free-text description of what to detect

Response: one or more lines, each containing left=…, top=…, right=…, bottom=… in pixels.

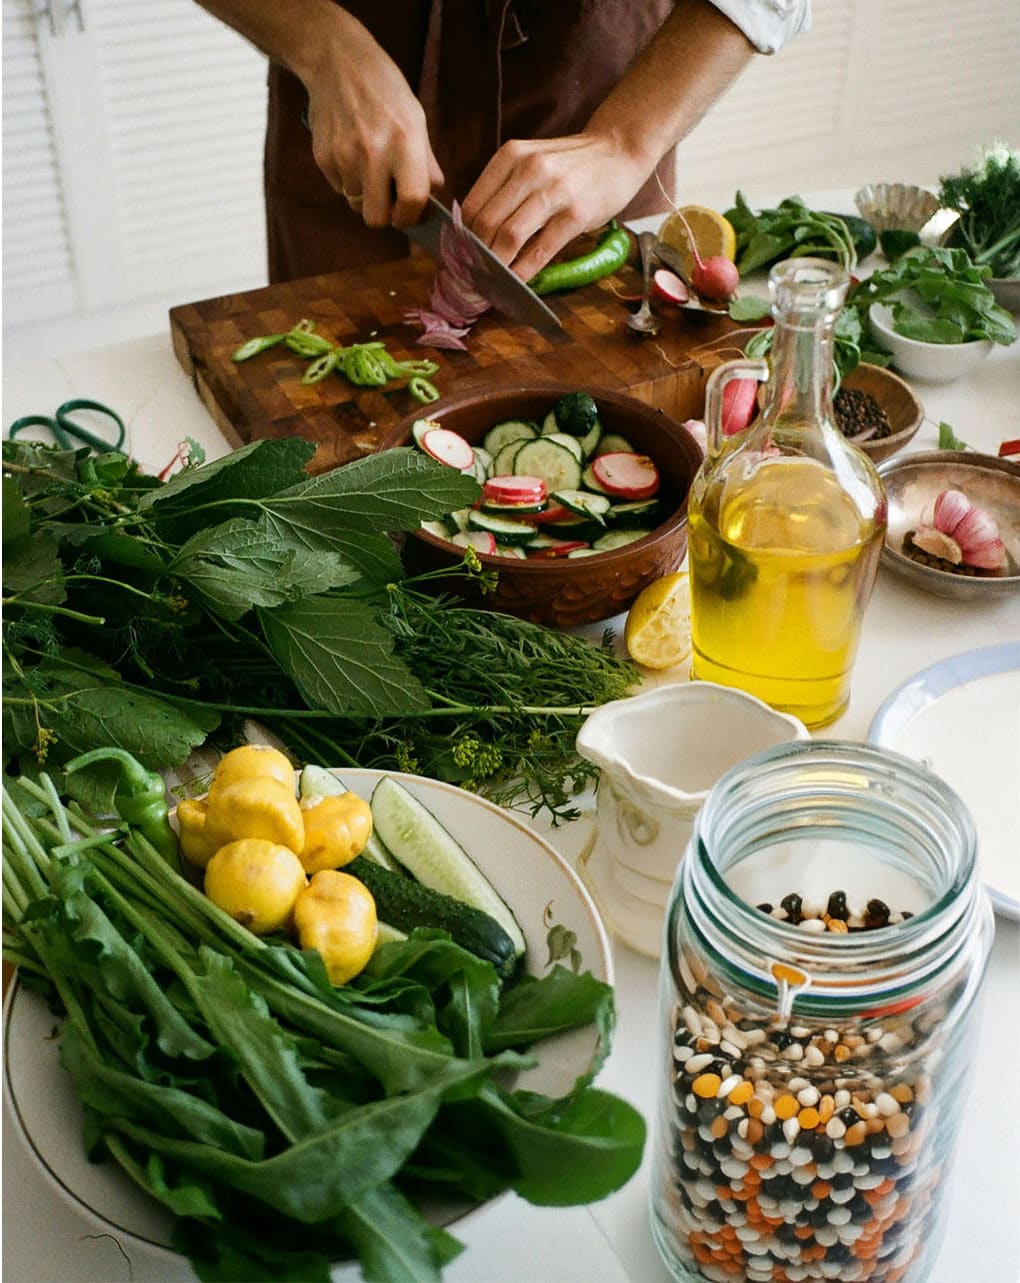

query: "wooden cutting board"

left=169, top=243, right=742, bottom=473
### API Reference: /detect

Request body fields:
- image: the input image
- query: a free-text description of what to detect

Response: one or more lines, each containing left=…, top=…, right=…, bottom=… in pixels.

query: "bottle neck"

left=764, top=304, right=839, bottom=427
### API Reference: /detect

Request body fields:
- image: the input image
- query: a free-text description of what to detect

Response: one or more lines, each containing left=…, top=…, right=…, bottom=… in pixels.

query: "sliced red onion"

left=406, top=199, right=492, bottom=349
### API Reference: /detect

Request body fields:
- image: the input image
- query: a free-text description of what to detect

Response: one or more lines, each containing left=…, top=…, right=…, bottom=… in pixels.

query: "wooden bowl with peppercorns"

left=835, top=363, right=924, bottom=464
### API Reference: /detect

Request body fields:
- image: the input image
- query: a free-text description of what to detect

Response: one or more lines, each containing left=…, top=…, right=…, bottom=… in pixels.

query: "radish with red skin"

left=722, top=379, right=758, bottom=436
left=652, top=269, right=689, bottom=306
left=529, top=540, right=590, bottom=558
left=450, top=530, right=497, bottom=554
left=533, top=504, right=574, bottom=524
left=421, top=427, right=475, bottom=470
left=483, top=475, right=547, bottom=504
left=590, top=452, right=660, bottom=500
left=691, top=255, right=739, bottom=302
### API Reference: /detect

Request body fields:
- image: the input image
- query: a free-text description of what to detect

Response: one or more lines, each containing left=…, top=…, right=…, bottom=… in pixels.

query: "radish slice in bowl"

left=590, top=452, right=661, bottom=500
left=652, top=269, right=689, bottom=306
left=421, top=427, right=475, bottom=470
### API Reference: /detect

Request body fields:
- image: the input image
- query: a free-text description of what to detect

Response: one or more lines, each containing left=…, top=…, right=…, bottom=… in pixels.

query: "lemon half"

left=624, top=572, right=692, bottom=670
left=658, top=205, right=737, bottom=279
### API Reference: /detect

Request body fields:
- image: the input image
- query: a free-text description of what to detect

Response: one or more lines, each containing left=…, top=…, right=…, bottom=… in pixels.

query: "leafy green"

left=938, top=143, right=1020, bottom=279
left=3, top=438, right=638, bottom=820
left=3, top=777, right=645, bottom=1283
left=849, top=245, right=1017, bottom=347
left=724, top=192, right=860, bottom=275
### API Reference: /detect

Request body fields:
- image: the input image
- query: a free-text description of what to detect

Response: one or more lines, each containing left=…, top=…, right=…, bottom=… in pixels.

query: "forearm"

left=192, top=0, right=368, bottom=85
left=585, top=0, right=756, bottom=174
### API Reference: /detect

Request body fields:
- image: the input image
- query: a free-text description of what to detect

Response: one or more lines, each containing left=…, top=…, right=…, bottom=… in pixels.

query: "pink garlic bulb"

left=911, top=488, right=1006, bottom=570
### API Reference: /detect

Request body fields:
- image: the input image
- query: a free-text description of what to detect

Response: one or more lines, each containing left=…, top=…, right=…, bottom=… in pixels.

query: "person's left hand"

left=460, top=131, right=651, bottom=281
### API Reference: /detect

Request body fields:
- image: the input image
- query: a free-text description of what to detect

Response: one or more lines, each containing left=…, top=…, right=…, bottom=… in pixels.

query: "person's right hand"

left=304, top=13, right=443, bottom=229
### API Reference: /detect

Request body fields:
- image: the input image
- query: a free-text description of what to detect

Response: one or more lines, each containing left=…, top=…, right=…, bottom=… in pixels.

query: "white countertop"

left=3, top=262, right=1020, bottom=1283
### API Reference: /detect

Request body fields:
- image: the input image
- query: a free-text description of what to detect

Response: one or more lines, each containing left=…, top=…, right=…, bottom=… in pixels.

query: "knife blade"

left=405, top=196, right=564, bottom=337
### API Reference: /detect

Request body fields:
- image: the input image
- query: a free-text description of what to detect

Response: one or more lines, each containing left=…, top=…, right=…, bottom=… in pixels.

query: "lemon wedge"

left=624, top=572, right=692, bottom=670
left=658, top=205, right=737, bottom=279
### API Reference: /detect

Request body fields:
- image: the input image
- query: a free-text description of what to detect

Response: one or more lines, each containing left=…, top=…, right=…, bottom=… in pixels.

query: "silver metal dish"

left=878, top=451, right=1020, bottom=599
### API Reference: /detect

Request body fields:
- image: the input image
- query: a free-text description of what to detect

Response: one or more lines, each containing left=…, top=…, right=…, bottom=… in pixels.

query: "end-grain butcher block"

left=169, top=238, right=740, bottom=474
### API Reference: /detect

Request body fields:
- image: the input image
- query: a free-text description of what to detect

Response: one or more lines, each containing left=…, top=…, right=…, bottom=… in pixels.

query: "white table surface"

left=3, top=221, right=1019, bottom=1283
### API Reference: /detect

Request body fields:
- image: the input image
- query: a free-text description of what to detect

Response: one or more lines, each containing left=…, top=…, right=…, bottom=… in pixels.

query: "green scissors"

left=8, top=398, right=126, bottom=456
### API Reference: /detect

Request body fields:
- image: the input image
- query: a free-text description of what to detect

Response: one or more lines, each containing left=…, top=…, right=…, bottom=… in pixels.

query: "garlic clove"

left=931, top=488, right=972, bottom=537
left=911, top=487, right=1006, bottom=570
left=911, top=526, right=963, bottom=564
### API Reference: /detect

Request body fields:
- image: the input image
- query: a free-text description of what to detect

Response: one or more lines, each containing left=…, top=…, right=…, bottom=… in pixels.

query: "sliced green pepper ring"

left=408, top=376, right=440, bottom=404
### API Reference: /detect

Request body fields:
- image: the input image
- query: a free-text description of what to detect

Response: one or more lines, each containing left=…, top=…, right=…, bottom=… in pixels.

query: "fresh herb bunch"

left=3, top=774, right=644, bottom=1283
left=2, top=437, right=639, bottom=821
left=938, top=144, right=1020, bottom=280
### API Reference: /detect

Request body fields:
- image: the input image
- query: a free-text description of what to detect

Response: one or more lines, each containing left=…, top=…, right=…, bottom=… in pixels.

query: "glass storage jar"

left=650, top=740, right=994, bottom=1283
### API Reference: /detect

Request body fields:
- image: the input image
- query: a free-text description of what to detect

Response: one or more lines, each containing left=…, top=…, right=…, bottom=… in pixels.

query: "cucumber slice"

left=606, top=498, right=664, bottom=526
left=552, top=489, right=612, bottom=523
left=470, top=445, right=493, bottom=483
left=420, top=518, right=452, bottom=539
left=578, top=417, right=603, bottom=460
left=512, top=438, right=583, bottom=492
left=298, top=765, right=404, bottom=872
left=412, top=417, right=441, bottom=449
left=592, top=528, right=654, bottom=551
left=369, top=776, right=526, bottom=959
left=593, top=432, right=635, bottom=457
left=483, top=420, right=538, bottom=455
left=581, top=463, right=611, bottom=494
left=448, top=506, right=473, bottom=534
left=544, top=432, right=585, bottom=463
left=540, top=410, right=559, bottom=436
left=468, top=510, right=538, bottom=544
left=494, top=544, right=529, bottom=559
left=492, top=438, right=529, bottom=476
left=481, top=498, right=547, bottom=515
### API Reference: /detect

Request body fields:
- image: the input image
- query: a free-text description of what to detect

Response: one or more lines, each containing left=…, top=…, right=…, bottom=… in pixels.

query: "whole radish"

left=667, top=209, right=740, bottom=302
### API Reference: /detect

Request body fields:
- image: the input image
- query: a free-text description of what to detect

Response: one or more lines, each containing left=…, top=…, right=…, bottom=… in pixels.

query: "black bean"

left=826, top=890, right=849, bottom=921
left=781, top=892, right=804, bottom=924
left=839, top=1106, right=862, bottom=1125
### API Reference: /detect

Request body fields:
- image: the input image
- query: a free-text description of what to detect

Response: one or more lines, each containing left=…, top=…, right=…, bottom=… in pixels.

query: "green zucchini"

left=369, top=776, right=526, bottom=960
left=347, top=855, right=518, bottom=977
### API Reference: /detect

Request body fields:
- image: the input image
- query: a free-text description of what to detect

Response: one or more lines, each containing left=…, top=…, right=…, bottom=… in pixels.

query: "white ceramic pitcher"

left=575, top=682, right=809, bottom=955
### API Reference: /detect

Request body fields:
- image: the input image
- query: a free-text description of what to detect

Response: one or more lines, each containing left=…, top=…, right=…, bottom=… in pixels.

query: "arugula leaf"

left=258, top=596, right=430, bottom=718
left=172, top=517, right=360, bottom=622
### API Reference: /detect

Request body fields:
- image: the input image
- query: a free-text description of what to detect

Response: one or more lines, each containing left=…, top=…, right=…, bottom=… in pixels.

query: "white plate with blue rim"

left=868, top=643, right=1020, bottom=919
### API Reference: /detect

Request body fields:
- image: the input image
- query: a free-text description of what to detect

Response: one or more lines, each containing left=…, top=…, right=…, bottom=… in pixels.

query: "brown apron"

left=264, top=0, right=676, bottom=281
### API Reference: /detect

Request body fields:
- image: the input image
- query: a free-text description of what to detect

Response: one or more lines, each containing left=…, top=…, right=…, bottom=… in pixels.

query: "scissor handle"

left=8, top=414, right=64, bottom=444
left=55, top=399, right=126, bottom=454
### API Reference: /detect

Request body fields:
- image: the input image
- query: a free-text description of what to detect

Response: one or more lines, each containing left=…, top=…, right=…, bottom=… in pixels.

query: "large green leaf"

left=258, top=596, right=429, bottom=717
left=172, top=517, right=360, bottom=622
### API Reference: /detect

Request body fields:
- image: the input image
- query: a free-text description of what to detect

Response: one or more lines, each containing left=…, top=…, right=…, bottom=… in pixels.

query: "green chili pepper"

left=285, top=330, right=334, bottom=358
left=301, top=349, right=343, bottom=384
left=63, top=748, right=178, bottom=865
left=528, top=220, right=632, bottom=296
left=232, top=333, right=286, bottom=362
left=408, top=375, right=440, bottom=404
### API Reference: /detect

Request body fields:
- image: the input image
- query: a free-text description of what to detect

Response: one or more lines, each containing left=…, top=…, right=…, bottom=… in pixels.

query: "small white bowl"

left=869, top=303, right=993, bottom=384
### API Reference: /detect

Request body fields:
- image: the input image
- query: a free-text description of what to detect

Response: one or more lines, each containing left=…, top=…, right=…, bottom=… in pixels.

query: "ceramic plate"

left=3, top=769, right=612, bottom=1259
left=868, top=644, right=1020, bottom=919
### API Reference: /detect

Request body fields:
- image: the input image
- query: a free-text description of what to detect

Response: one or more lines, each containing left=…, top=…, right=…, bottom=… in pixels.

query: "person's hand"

left=460, top=132, right=650, bottom=281
left=304, top=16, right=443, bottom=229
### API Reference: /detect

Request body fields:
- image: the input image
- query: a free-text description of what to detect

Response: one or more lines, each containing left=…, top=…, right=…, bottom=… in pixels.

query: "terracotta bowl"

left=838, top=362, right=925, bottom=464
left=377, top=382, right=705, bottom=628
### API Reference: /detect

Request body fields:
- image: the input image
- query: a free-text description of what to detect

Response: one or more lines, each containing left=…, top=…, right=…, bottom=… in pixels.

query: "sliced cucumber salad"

left=410, top=390, right=674, bottom=561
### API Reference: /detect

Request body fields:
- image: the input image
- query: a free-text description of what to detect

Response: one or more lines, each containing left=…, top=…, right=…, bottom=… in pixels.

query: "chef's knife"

left=405, top=195, right=564, bottom=337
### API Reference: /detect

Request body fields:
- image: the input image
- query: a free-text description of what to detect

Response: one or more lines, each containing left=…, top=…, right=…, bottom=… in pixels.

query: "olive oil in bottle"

left=687, top=259, right=887, bottom=728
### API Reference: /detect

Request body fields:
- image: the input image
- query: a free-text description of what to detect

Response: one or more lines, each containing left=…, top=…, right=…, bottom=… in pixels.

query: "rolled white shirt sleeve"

left=708, top=0, right=812, bottom=54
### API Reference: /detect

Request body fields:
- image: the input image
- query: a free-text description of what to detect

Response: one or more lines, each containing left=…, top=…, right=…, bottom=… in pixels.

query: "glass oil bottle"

left=686, top=259, right=887, bottom=728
